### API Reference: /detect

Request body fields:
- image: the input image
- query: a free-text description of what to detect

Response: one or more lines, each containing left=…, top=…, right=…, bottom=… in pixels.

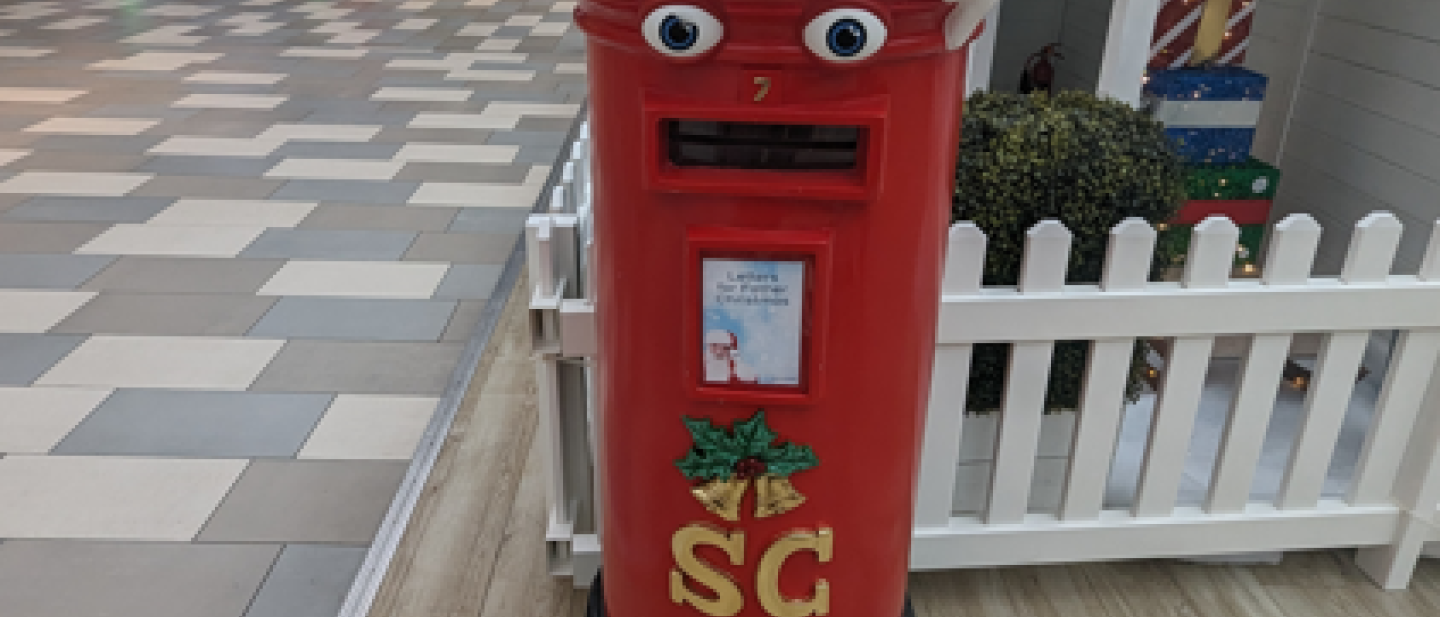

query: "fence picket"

left=943, top=223, right=986, bottom=294
left=987, top=341, right=1054, bottom=523
left=1019, top=219, right=1072, bottom=293
left=1264, top=214, right=1322, bottom=285
left=1206, top=333, right=1292, bottom=513
left=1061, top=219, right=1155, bottom=520
left=1184, top=216, right=1240, bottom=289
left=1420, top=221, right=1440, bottom=282
left=1134, top=335, right=1216, bottom=517
left=526, top=215, right=555, bottom=296
left=1278, top=215, right=1403, bottom=509
left=1348, top=330, right=1440, bottom=505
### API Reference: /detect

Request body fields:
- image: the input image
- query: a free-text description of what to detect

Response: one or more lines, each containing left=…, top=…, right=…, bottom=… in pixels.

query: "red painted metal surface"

left=577, top=1, right=974, bottom=615
left=1175, top=199, right=1272, bottom=225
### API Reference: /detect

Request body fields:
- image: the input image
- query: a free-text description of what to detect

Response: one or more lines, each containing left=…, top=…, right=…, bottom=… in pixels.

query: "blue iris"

left=659, top=15, right=698, bottom=51
left=826, top=18, right=866, bottom=57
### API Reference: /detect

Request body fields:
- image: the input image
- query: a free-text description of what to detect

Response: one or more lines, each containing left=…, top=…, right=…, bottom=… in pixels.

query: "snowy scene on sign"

left=701, top=259, right=804, bottom=386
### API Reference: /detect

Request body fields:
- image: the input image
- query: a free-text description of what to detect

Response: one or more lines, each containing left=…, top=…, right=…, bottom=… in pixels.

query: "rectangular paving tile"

left=299, top=394, right=438, bottom=460
left=0, top=222, right=110, bottom=253
left=259, top=261, right=449, bottom=298
left=243, top=545, right=367, bottom=617
left=51, top=293, right=277, bottom=336
left=0, top=290, right=95, bottom=333
left=446, top=205, right=531, bottom=233
left=251, top=340, right=463, bottom=395
left=17, top=151, right=150, bottom=173
left=198, top=459, right=407, bottom=542
left=0, top=542, right=279, bottom=617
left=53, top=390, right=331, bottom=457
left=299, top=204, right=457, bottom=231
left=409, top=181, right=541, bottom=207
left=265, top=158, right=404, bottom=181
left=433, top=263, right=505, bottom=300
left=76, top=224, right=265, bottom=257
left=147, top=199, right=317, bottom=227
left=0, top=334, right=86, bottom=385
left=0, top=386, right=111, bottom=454
left=442, top=299, right=487, bottom=342
left=0, top=172, right=153, bottom=196
left=36, top=335, right=286, bottom=390
left=80, top=256, right=285, bottom=293
left=28, top=135, right=166, bottom=153
left=136, top=156, right=279, bottom=177
left=0, top=456, right=248, bottom=540
left=2, top=196, right=173, bottom=223
left=240, top=228, right=417, bottom=260
left=130, top=175, right=284, bottom=199
left=270, top=179, right=419, bottom=204
left=249, top=297, right=455, bottom=341
left=404, top=231, right=515, bottom=264
left=23, top=117, right=159, bottom=135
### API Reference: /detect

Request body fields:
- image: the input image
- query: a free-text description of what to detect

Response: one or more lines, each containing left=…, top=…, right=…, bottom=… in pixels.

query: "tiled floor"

left=0, top=0, right=585, bottom=615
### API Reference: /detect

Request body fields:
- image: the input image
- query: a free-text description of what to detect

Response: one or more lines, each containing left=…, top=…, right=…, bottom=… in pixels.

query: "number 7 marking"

left=753, top=76, right=771, bottom=102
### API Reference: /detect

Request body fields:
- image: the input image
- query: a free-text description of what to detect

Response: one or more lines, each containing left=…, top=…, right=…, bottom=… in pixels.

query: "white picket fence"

left=529, top=125, right=1440, bottom=590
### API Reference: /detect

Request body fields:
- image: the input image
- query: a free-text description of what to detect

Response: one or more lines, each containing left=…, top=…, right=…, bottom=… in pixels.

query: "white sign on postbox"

left=700, top=258, right=804, bottom=387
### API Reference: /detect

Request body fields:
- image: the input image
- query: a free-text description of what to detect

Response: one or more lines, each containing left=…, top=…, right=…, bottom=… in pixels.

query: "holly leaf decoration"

left=682, top=416, right=734, bottom=453
left=731, top=409, right=778, bottom=457
left=676, top=447, right=740, bottom=481
left=761, top=442, right=819, bottom=477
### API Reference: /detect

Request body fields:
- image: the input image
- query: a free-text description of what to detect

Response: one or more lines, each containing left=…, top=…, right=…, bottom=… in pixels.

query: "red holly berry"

left=734, top=457, right=766, bottom=480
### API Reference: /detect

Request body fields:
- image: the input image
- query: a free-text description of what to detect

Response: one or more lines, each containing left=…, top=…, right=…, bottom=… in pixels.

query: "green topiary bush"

left=953, top=90, right=1187, bottom=413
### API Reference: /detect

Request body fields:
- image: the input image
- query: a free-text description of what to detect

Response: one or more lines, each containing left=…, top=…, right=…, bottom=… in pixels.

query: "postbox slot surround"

left=665, top=119, right=864, bottom=172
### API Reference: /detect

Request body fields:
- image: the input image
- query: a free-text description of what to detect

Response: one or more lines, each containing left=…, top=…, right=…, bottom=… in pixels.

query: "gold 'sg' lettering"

left=670, top=524, right=746, bottom=616
left=756, top=527, right=833, bottom=617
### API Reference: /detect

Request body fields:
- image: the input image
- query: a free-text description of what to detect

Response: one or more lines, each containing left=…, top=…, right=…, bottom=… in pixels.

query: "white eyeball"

left=803, top=8, right=887, bottom=63
left=642, top=5, right=724, bottom=58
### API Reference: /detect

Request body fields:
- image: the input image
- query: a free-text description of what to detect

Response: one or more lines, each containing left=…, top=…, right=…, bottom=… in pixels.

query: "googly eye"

left=642, top=5, right=723, bottom=58
left=803, top=8, right=887, bottom=63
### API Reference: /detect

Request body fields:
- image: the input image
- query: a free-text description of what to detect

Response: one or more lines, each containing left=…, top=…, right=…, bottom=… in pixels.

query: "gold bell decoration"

left=691, top=476, right=750, bottom=522
left=754, top=475, right=806, bottom=519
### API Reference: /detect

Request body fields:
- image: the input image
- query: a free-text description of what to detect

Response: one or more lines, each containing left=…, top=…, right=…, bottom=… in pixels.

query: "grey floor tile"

left=198, top=460, right=408, bottom=543
left=0, top=254, right=114, bottom=289
left=404, top=232, right=515, bottom=264
left=395, top=162, right=530, bottom=183
left=0, top=222, right=109, bottom=253
left=271, top=180, right=419, bottom=205
left=442, top=299, right=487, bottom=342
left=250, top=297, right=456, bottom=341
left=19, top=152, right=151, bottom=173
left=81, top=257, right=286, bottom=293
left=29, top=135, right=165, bottom=153
left=244, top=545, right=367, bottom=617
left=0, top=334, right=86, bottom=386
left=271, top=143, right=403, bottom=160
left=447, top=206, right=531, bottom=233
left=372, top=127, right=493, bottom=144
left=299, top=204, right=457, bottom=232
left=251, top=340, right=464, bottom=395
left=516, top=116, right=578, bottom=132
left=137, top=156, right=280, bottom=177
left=0, top=541, right=280, bottom=617
left=53, top=390, right=331, bottom=457
left=240, top=229, right=418, bottom=260
left=514, top=143, right=569, bottom=164
left=3, top=196, right=174, bottom=223
left=433, top=263, right=505, bottom=300
left=52, top=293, right=278, bottom=336
left=131, top=175, right=284, bottom=199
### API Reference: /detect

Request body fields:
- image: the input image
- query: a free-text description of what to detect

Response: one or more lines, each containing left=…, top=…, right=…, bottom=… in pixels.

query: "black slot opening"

left=666, top=120, right=862, bottom=171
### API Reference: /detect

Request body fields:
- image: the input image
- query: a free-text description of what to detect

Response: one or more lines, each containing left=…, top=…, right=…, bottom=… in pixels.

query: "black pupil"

left=828, top=19, right=865, bottom=56
left=661, top=15, right=698, bottom=50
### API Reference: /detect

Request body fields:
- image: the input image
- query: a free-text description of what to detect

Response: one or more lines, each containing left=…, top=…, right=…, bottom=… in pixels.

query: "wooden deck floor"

left=366, top=276, right=1440, bottom=617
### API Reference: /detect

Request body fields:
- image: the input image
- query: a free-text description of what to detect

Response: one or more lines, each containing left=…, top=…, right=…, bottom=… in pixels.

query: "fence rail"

left=529, top=125, right=1440, bottom=589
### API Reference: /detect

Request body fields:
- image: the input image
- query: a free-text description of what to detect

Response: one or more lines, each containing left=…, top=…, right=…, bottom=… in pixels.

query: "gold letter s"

left=670, top=524, right=746, bottom=616
left=757, top=527, right=833, bottom=617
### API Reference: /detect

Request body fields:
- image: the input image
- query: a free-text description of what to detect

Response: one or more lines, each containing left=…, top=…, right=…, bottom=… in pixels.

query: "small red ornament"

left=734, top=457, right=766, bottom=480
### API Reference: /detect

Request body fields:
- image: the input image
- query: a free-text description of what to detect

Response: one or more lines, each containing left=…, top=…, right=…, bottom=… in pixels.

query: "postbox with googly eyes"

left=576, top=1, right=994, bottom=616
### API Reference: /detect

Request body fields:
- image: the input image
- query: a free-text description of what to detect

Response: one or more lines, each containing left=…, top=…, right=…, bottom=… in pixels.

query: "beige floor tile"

left=299, top=394, right=439, bottom=459
left=265, top=158, right=404, bottom=181
left=36, top=335, right=285, bottom=390
left=183, top=71, right=285, bottom=84
left=0, top=387, right=111, bottom=453
left=148, top=136, right=282, bottom=157
left=76, top=224, right=265, bottom=257
left=259, top=261, right=450, bottom=298
left=409, top=182, right=542, bottom=207
left=147, top=199, right=317, bottom=227
left=0, top=172, right=153, bottom=196
left=0, top=455, right=247, bottom=539
left=24, top=117, right=159, bottom=135
left=372, top=87, right=471, bottom=102
left=174, top=93, right=287, bottom=110
left=258, top=123, right=381, bottom=142
left=0, top=149, right=30, bottom=166
left=0, top=88, right=85, bottom=103
left=393, top=143, right=518, bottom=164
left=0, top=290, right=95, bottom=332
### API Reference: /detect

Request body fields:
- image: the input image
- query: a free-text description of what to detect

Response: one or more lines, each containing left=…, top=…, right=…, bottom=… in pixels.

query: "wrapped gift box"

left=1145, top=67, right=1269, bottom=164
left=1186, top=158, right=1281, bottom=200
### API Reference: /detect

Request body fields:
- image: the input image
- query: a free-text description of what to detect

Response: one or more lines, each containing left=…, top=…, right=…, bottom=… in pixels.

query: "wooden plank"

left=1206, top=333, right=1292, bottom=514
left=1059, top=338, right=1132, bottom=521
left=1019, top=219, right=1072, bottom=294
left=986, top=341, right=1054, bottom=524
left=1349, top=330, right=1440, bottom=505
left=915, top=345, right=973, bottom=527
left=1134, top=336, right=1215, bottom=518
left=1275, top=331, right=1370, bottom=509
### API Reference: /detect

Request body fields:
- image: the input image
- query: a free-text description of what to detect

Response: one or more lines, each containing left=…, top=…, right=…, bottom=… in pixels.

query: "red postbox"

left=577, top=1, right=990, bottom=616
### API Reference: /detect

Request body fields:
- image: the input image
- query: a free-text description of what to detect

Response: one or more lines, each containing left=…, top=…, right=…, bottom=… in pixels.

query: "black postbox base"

left=585, top=571, right=917, bottom=617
